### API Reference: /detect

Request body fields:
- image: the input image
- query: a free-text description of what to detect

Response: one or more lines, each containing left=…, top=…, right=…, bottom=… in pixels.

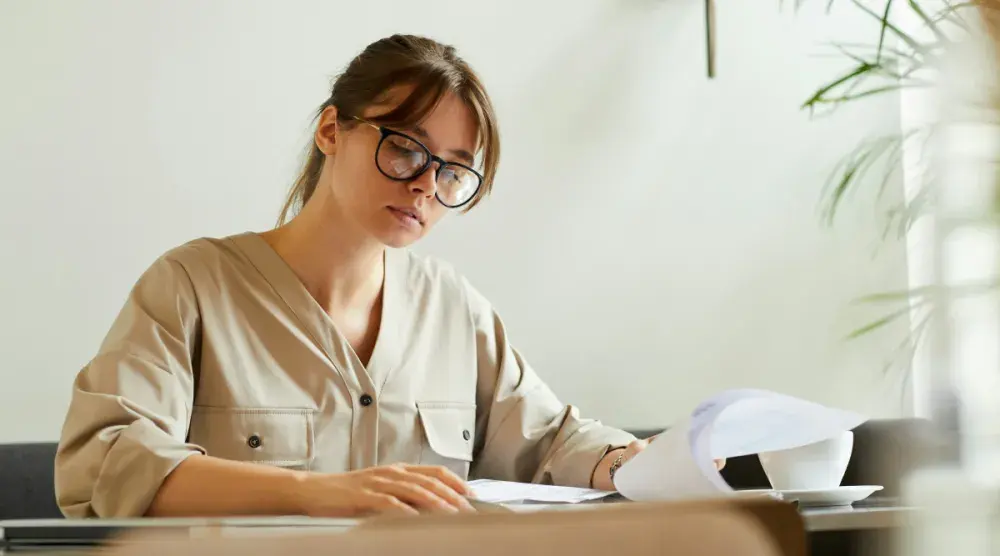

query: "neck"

left=262, top=190, right=385, bottom=313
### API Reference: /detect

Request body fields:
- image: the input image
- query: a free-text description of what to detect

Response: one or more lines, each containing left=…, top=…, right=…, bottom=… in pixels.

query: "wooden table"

left=504, top=499, right=916, bottom=533
left=800, top=503, right=915, bottom=532
left=0, top=501, right=916, bottom=555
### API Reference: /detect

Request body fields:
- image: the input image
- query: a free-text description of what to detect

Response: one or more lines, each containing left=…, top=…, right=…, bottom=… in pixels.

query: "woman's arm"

left=591, top=448, right=626, bottom=491
left=55, top=253, right=206, bottom=518
left=590, top=440, right=727, bottom=492
left=56, top=251, right=471, bottom=518
left=459, top=274, right=721, bottom=491
left=149, top=454, right=474, bottom=517
left=147, top=455, right=306, bottom=517
left=461, top=276, right=636, bottom=489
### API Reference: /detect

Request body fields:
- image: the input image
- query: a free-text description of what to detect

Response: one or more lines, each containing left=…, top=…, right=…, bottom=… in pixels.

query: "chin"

left=367, top=211, right=428, bottom=249
left=374, top=229, right=423, bottom=249
left=382, top=237, right=417, bottom=249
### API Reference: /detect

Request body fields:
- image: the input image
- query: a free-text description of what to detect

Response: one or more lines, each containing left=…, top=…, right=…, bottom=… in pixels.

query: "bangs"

left=367, top=71, right=451, bottom=131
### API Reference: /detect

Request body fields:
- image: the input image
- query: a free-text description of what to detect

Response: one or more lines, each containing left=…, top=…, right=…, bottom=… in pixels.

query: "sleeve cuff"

left=545, top=425, right=636, bottom=488
left=91, top=420, right=205, bottom=517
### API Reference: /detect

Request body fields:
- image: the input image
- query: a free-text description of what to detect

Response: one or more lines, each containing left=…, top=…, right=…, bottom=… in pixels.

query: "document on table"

left=468, top=479, right=615, bottom=504
left=613, top=388, right=868, bottom=502
left=465, top=389, right=865, bottom=506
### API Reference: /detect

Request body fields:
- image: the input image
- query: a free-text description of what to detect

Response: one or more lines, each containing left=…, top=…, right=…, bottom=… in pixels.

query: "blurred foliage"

left=789, top=0, right=988, bottom=371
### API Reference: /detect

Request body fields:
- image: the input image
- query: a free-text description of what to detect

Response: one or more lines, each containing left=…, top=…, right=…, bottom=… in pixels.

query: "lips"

left=388, top=206, right=424, bottom=226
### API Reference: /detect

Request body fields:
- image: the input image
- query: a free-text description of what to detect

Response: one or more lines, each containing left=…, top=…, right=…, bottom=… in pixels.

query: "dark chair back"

left=0, top=442, right=62, bottom=519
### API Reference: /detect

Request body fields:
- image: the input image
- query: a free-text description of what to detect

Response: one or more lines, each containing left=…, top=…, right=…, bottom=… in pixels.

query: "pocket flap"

left=188, top=407, right=315, bottom=467
left=416, top=402, right=476, bottom=462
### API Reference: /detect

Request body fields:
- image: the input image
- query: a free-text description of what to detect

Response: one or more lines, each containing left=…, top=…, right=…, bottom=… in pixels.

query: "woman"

left=54, top=34, right=656, bottom=519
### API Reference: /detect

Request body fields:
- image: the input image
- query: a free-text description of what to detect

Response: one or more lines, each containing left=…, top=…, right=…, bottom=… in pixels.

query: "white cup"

left=757, top=431, right=854, bottom=491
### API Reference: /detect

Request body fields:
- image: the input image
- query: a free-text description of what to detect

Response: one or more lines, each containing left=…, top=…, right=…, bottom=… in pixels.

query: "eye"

left=437, top=166, right=459, bottom=184
left=383, top=136, right=427, bottom=169
left=386, top=141, right=419, bottom=157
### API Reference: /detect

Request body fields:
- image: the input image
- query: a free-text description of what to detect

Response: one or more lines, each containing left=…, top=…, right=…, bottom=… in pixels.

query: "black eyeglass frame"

left=351, top=116, right=484, bottom=209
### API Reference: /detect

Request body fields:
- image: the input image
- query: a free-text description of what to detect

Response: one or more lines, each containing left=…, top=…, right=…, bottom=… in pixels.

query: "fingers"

left=398, top=471, right=475, bottom=512
left=414, top=474, right=475, bottom=512
left=362, top=492, right=419, bottom=516
left=310, top=466, right=475, bottom=518
left=403, top=465, right=471, bottom=496
left=372, top=476, right=460, bottom=514
left=626, top=439, right=649, bottom=456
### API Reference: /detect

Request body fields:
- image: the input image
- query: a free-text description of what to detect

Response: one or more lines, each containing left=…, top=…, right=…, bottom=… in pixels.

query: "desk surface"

left=800, top=503, right=915, bottom=532
left=504, top=500, right=916, bottom=532
left=0, top=501, right=916, bottom=554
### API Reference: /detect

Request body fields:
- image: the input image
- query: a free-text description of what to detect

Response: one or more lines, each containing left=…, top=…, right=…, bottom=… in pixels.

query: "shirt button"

left=360, top=394, right=374, bottom=407
left=462, top=430, right=471, bottom=441
left=247, top=435, right=262, bottom=449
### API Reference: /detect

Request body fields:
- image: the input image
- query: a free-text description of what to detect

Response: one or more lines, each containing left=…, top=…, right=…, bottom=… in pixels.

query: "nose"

left=407, top=163, right=439, bottom=198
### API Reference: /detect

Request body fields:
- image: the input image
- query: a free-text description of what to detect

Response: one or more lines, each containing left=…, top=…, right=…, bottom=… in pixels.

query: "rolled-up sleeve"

left=55, top=254, right=206, bottom=518
left=465, top=280, right=636, bottom=488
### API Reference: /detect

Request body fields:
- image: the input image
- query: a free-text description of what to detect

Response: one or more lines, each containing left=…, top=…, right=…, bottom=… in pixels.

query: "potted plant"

left=796, top=0, right=1000, bottom=381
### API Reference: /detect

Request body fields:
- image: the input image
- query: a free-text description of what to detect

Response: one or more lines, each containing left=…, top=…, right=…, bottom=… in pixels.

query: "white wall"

left=0, top=0, right=910, bottom=442
left=896, top=0, right=947, bottom=419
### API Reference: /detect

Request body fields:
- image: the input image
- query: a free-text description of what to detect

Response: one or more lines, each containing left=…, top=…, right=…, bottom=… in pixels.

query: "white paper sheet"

left=468, top=479, right=615, bottom=504
left=613, top=388, right=867, bottom=502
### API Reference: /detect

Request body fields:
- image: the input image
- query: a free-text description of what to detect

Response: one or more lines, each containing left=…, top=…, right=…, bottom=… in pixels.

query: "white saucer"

left=731, top=489, right=783, bottom=500
left=778, top=485, right=883, bottom=507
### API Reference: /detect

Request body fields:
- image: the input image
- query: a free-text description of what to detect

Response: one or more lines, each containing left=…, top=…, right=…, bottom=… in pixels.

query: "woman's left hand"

left=623, top=435, right=726, bottom=469
left=592, top=436, right=726, bottom=491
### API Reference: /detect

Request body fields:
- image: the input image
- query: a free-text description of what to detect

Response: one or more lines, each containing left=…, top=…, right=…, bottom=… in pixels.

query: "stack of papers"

left=468, top=389, right=866, bottom=505
left=468, top=479, right=614, bottom=504
left=614, top=389, right=866, bottom=502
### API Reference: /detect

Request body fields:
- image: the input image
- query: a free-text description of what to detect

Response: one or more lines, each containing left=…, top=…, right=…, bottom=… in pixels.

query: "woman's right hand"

left=292, top=464, right=476, bottom=517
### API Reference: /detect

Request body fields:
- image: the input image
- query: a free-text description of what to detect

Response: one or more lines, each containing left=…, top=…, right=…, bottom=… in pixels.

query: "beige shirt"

left=54, top=233, right=635, bottom=518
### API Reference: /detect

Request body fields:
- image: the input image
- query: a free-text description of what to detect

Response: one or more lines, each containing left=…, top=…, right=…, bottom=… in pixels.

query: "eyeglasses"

left=351, top=116, right=483, bottom=209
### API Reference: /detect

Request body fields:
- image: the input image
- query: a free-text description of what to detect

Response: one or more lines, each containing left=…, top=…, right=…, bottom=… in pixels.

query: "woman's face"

left=315, top=90, right=480, bottom=249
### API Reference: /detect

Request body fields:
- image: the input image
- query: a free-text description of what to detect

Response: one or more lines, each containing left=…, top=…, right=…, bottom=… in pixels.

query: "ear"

left=314, top=105, right=340, bottom=156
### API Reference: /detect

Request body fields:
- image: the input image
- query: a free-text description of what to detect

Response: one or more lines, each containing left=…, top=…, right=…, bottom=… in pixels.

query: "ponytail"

left=277, top=142, right=325, bottom=226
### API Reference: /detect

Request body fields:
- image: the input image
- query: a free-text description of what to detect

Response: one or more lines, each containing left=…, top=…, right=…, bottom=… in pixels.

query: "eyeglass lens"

left=376, top=134, right=480, bottom=207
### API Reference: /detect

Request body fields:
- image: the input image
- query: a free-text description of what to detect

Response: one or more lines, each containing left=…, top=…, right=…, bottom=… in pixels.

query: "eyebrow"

left=411, top=125, right=476, bottom=166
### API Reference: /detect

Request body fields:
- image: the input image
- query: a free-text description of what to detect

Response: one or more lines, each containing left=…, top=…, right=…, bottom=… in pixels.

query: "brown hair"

left=277, top=34, right=500, bottom=225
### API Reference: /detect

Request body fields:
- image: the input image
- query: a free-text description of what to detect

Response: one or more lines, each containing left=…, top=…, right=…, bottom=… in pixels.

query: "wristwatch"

left=608, top=450, right=627, bottom=482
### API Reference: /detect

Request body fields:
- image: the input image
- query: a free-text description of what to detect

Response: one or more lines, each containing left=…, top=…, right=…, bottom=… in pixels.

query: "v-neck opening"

left=302, top=249, right=391, bottom=372
left=229, top=232, right=402, bottom=390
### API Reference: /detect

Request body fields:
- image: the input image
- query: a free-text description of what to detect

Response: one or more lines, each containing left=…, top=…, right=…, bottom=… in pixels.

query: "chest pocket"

left=416, top=402, right=476, bottom=478
left=188, top=407, right=316, bottom=470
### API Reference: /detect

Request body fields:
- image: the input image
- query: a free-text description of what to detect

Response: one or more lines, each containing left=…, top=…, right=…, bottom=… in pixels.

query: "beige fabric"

left=55, top=232, right=635, bottom=518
